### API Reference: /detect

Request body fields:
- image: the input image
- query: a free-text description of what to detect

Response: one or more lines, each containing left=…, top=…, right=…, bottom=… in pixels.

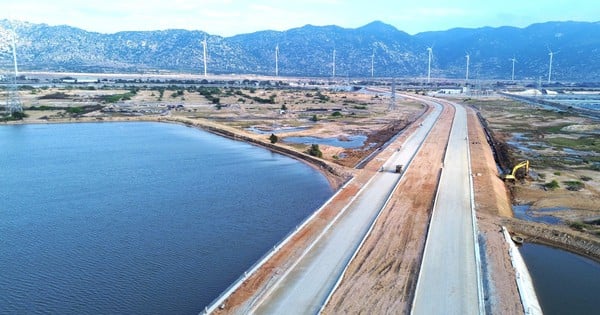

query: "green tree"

left=308, top=144, right=323, bottom=158
left=269, top=133, right=278, bottom=144
left=310, top=114, right=318, bottom=122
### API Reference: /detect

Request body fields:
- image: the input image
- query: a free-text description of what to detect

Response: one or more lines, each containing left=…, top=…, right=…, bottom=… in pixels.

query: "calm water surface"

left=0, top=122, right=332, bottom=314
left=519, top=243, right=600, bottom=315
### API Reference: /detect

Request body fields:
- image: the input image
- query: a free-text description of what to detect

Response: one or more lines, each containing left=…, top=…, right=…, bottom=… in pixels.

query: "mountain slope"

left=0, top=20, right=598, bottom=81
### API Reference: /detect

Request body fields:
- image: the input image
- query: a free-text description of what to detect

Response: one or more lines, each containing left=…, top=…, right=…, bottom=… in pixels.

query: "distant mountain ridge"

left=0, top=20, right=599, bottom=81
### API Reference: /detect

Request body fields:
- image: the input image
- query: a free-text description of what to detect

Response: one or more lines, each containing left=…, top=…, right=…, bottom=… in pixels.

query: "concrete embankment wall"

left=504, top=218, right=600, bottom=263
left=501, top=227, right=543, bottom=315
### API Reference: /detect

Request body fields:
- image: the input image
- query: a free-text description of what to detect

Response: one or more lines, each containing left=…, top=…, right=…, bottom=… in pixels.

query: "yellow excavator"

left=502, top=160, right=529, bottom=181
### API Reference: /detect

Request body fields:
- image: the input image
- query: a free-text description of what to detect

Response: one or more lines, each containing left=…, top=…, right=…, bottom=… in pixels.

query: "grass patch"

left=568, top=221, right=587, bottom=231
left=545, top=180, right=560, bottom=190
left=563, top=180, right=584, bottom=191
left=102, top=92, right=136, bottom=103
left=546, top=136, right=600, bottom=153
left=537, top=123, right=571, bottom=134
left=580, top=175, right=593, bottom=181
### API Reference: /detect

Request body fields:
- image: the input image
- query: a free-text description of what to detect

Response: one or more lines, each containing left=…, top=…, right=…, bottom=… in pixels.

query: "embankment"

left=159, top=116, right=351, bottom=189
left=504, top=218, right=600, bottom=263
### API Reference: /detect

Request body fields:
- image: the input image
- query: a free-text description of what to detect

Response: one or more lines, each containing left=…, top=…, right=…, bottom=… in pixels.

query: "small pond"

left=513, top=205, right=563, bottom=224
left=284, top=135, right=367, bottom=149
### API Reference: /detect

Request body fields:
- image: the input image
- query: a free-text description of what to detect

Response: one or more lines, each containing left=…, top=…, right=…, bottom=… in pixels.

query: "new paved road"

left=411, top=100, right=482, bottom=315
left=249, top=103, right=443, bottom=314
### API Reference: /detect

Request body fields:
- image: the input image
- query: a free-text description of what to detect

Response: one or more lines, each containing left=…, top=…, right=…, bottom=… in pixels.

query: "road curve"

left=411, top=99, right=483, bottom=315
left=247, top=102, right=443, bottom=314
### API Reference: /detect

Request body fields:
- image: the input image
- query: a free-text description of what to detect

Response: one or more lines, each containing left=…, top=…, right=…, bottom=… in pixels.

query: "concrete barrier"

left=501, top=227, right=543, bottom=315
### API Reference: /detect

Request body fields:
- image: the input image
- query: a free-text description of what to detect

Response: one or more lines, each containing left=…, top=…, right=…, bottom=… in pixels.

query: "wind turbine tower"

left=465, top=53, right=470, bottom=83
left=275, top=44, right=279, bottom=77
left=547, top=48, right=557, bottom=84
left=332, top=49, right=336, bottom=78
left=371, top=49, right=375, bottom=78
left=5, top=26, right=22, bottom=115
left=426, top=47, right=433, bottom=84
left=510, top=57, right=517, bottom=81
left=201, top=37, right=208, bottom=77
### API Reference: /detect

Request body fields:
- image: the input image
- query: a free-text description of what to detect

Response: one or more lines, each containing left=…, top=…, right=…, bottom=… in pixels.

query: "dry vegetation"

left=6, top=84, right=425, bottom=169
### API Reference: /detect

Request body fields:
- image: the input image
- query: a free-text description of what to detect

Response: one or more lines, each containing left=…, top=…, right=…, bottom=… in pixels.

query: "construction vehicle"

left=502, top=160, right=529, bottom=181
left=395, top=164, right=403, bottom=173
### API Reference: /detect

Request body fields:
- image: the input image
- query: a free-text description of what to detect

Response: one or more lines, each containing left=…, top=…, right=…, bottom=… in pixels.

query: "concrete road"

left=249, top=103, right=443, bottom=314
left=411, top=100, right=482, bottom=315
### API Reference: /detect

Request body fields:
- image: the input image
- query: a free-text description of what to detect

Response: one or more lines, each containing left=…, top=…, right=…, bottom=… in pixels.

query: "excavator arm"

left=503, top=160, right=529, bottom=181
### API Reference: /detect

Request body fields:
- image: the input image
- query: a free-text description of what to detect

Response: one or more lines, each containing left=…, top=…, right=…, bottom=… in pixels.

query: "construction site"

left=2, top=73, right=600, bottom=313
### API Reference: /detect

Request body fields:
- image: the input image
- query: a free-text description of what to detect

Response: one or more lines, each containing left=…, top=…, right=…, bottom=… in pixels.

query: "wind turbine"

left=332, top=48, right=336, bottom=78
left=275, top=44, right=279, bottom=77
left=465, top=52, right=470, bottom=83
left=5, top=22, right=22, bottom=114
left=547, top=47, right=558, bottom=83
left=201, top=37, right=208, bottom=77
left=371, top=48, right=375, bottom=78
left=510, top=56, right=517, bottom=81
left=426, top=46, right=433, bottom=84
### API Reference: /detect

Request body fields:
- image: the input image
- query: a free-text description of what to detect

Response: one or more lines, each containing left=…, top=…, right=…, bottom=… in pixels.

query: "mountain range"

left=0, top=19, right=599, bottom=81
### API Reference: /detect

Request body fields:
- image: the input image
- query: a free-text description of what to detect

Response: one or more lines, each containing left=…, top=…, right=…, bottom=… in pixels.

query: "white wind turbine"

left=547, top=47, right=558, bottom=83
left=465, top=52, right=470, bottom=83
left=510, top=56, right=517, bottom=81
left=371, top=49, right=375, bottom=78
left=275, top=44, right=279, bottom=77
left=201, top=37, right=208, bottom=77
left=332, top=48, right=336, bottom=77
left=426, top=46, right=433, bottom=83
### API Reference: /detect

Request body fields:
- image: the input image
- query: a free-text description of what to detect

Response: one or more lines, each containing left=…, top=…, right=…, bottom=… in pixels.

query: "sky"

left=1, top=0, right=599, bottom=36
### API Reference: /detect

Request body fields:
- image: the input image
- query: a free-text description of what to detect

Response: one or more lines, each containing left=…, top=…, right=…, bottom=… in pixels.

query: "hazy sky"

left=2, top=0, right=598, bottom=36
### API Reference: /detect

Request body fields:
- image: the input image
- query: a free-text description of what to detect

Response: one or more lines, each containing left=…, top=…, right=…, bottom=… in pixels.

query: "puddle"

left=561, top=148, right=597, bottom=156
left=283, top=135, right=367, bottom=149
left=513, top=205, right=562, bottom=224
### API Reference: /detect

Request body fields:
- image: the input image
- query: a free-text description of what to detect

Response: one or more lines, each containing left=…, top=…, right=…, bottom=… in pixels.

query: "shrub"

left=580, top=175, right=593, bottom=182
left=331, top=111, right=342, bottom=117
left=568, top=221, right=586, bottom=231
left=269, top=133, right=278, bottom=144
left=545, top=180, right=560, bottom=190
left=308, top=144, right=323, bottom=158
left=564, top=180, right=584, bottom=191
left=310, top=114, right=318, bottom=122
left=66, top=107, right=83, bottom=114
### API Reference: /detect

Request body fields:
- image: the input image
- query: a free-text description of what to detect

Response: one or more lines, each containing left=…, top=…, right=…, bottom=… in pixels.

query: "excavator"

left=502, top=160, right=529, bottom=181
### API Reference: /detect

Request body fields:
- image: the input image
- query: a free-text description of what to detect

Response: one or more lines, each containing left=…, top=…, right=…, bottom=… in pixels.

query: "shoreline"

left=504, top=217, right=600, bottom=263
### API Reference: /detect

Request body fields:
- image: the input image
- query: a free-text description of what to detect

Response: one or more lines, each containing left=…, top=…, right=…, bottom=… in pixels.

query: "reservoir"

left=519, top=243, right=600, bottom=315
left=0, top=122, right=333, bottom=314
